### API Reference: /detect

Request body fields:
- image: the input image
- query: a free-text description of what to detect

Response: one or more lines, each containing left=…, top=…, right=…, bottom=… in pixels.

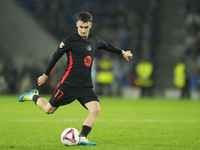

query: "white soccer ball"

left=61, top=128, right=80, bottom=146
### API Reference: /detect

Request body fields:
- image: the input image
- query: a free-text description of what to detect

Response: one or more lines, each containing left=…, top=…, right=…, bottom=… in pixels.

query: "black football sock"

left=80, top=125, right=92, bottom=138
left=32, top=95, right=41, bottom=105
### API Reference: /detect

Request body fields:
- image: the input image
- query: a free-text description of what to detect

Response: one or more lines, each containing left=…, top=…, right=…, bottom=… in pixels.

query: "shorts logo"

left=59, top=42, right=65, bottom=48
left=84, top=56, right=92, bottom=67
left=86, top=45, right=92, bottom=51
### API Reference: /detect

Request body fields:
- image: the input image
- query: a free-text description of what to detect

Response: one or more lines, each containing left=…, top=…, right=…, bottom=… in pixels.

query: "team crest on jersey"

left=59, top=42, right=65, bottom=48
left=86, top=45, right=92, bottom=51
left=84, top=56, right=92, bottom=67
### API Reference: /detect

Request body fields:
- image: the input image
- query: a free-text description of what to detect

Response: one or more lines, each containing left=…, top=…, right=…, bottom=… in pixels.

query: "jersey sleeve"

left=98, top=39, right=122, bottom=54
left=44, top=37, right=70, bottom=76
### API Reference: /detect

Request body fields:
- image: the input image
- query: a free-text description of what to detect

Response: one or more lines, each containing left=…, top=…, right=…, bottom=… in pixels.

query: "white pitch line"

left=1, top=119, right=199, bottom=123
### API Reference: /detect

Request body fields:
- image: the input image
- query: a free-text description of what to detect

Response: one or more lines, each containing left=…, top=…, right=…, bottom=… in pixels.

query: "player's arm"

left=38, top=40, right=69, bottom=86
left=98, top=40, right=133, bottom=61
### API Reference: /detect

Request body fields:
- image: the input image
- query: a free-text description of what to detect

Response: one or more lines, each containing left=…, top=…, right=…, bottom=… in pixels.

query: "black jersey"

left=45, top=33, right=122, bottom=88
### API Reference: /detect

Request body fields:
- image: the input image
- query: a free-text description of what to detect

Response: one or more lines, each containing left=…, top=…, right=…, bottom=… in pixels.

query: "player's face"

left=76, top=20, right=92, bottom=39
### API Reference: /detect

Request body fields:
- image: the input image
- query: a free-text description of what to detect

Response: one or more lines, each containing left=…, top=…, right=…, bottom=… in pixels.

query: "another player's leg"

left=79, top=101, right=100, bottom=146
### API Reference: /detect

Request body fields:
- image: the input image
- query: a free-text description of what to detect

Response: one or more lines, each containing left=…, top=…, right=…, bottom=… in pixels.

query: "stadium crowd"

left=173, top=0, right=200, bottom=99
left=0, top=0, right=158, bottom=94
left=183, top=0, right=200, bottom=91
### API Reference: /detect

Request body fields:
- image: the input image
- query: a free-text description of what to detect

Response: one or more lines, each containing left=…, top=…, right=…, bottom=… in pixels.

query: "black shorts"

left=49, top=82, right=99, bottom=109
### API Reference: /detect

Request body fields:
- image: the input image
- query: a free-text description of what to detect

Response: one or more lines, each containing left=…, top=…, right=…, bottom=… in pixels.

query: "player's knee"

left=44, top=109, right=54, bottom=114
left=44, top=110, right=51, bottom=114
left=43, top=104, right=57, bottom=114
left=90, top=107, right=100, bottom=116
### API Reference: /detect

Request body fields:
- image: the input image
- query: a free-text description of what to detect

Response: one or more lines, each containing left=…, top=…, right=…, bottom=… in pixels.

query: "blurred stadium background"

left=0, top=0, right=200, bottom=99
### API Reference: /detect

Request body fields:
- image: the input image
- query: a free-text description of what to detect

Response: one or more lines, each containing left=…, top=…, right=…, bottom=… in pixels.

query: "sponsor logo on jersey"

left=59, top=42, right=65, bottom=48
left=84, top=56, right=92, bottom=67
left=86, top=45, right=92, bottom=51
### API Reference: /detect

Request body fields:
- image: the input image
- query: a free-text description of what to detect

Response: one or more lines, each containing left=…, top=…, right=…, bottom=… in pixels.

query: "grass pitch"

left=0, top=95, right=200, bottom=150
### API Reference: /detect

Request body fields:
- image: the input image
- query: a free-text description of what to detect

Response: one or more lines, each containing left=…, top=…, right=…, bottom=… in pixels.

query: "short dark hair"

left=77, top=12, right=93, bottom=23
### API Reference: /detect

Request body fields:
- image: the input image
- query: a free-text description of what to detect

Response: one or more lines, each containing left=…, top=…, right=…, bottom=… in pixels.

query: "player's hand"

left=38, top=74, right=48, bottom=86
left=122, top=50, right=133, bottom=62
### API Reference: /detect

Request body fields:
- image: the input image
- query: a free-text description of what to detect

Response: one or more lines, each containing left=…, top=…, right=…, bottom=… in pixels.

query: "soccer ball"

left=61, top=128, right=80, bottom=146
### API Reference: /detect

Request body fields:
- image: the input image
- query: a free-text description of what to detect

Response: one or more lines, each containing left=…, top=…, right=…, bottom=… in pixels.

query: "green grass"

left=0, top=95, right=200, bottom=150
